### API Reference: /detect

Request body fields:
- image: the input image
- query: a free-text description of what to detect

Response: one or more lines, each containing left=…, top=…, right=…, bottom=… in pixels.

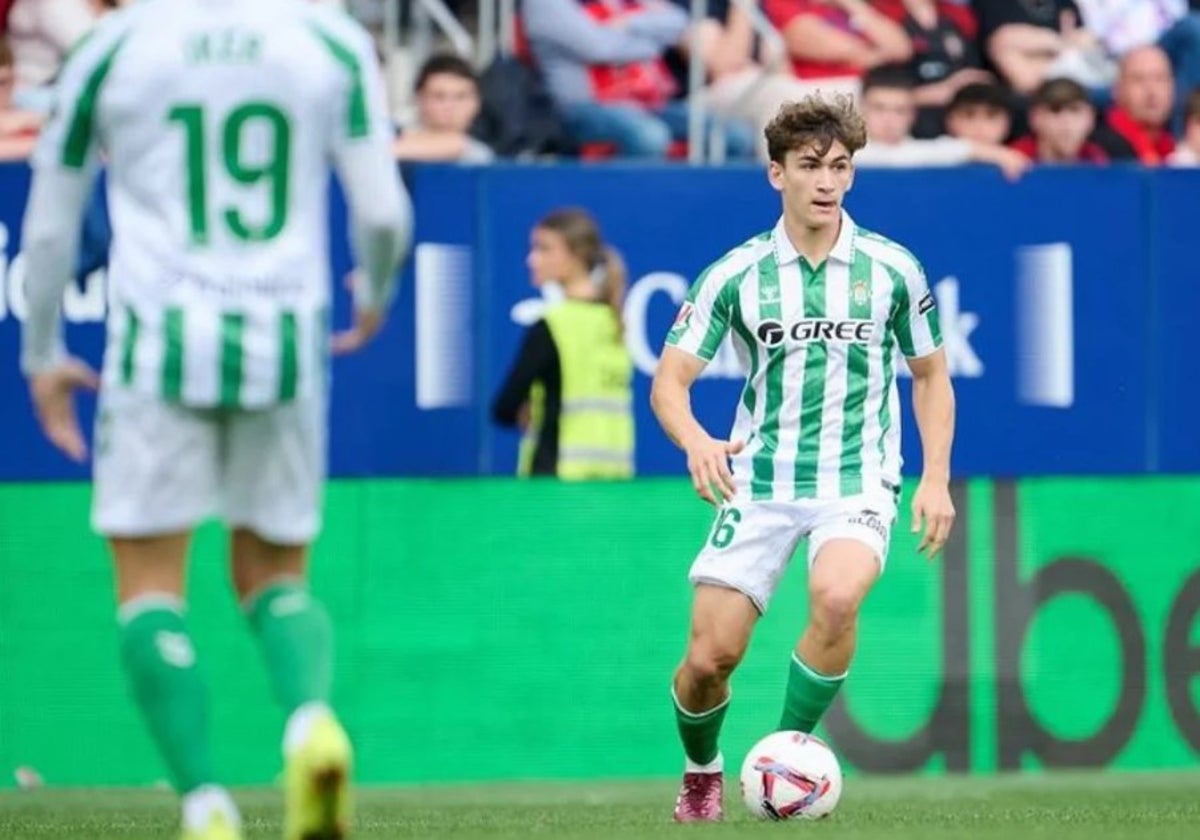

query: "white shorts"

left=92, top=387, right=327, bottom=544
left=688, top=490, right=897, bottom=614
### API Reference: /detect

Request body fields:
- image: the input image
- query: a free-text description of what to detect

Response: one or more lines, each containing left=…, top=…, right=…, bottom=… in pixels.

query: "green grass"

left=2, top=773, right=1199, bottom=839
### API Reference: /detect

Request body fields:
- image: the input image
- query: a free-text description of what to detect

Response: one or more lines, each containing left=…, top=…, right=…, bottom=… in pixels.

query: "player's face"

left=417, top=73, right=481, bottom=133
left=1031, top=101, right=1094, bottom=159
left=767, top=140, right=854, bottom=229
left=527, top=227, right=580, bottom=287
left=863, top=87, right=915, bottom=145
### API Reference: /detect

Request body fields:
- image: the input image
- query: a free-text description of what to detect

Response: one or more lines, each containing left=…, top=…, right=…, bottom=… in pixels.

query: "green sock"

left=246, top=581, right=332, bottom=712
left=118, top=597, right=214, bottom=794
left=673, top=690, right=730, bottom=766
left=779, top=654, right=846, bottom=733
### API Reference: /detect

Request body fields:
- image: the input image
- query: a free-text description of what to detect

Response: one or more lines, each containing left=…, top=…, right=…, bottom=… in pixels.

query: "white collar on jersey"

left=771, top=209, right=856, bottom=267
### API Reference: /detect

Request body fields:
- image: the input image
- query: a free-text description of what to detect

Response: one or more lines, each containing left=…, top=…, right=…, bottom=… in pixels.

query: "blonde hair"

left=535, top=207, right=626, bottom=333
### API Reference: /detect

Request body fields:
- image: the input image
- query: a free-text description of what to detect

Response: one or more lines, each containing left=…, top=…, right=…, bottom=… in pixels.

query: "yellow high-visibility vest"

left=517, top=300, right=635, bottom=479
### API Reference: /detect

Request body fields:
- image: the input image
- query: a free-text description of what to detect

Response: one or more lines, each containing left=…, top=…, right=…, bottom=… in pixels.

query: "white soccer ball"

left=739, top=730, right=843, bottom=820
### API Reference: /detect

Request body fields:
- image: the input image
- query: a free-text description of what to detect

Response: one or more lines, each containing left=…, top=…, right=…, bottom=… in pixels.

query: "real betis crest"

left=851, top=280, right=870, bottom=307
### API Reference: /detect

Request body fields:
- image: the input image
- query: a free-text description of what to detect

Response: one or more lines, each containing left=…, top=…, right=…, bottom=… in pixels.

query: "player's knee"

left=810, top=583, right=862, bottom=637
left=683, top=639, right=743, bottom=686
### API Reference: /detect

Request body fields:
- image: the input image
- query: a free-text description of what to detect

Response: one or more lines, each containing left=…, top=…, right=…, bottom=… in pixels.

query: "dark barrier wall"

left=0, top=164, right=1197, bottom=481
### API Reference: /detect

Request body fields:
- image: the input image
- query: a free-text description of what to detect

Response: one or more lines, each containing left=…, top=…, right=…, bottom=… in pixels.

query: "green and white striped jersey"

left=34, top=0, right=395, bottom=408
left=665, top=211, right=942, bottom=501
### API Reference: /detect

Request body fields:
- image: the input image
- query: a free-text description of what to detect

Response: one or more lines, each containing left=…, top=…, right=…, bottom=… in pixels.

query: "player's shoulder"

left=696, top=230, right=774, bottom=288
left=298, top=1, right=376, bottom=55
left=853, top=224, right=924, bottom=280
left=58, top=1, right=149, bottom=73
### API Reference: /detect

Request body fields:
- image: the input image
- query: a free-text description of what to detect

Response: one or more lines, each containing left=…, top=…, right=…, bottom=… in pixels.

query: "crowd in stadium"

left=2, top=0, right=1200, bottom=170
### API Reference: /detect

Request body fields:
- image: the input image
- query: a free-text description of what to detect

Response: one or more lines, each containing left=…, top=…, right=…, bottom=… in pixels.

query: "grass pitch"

left=1, top=772, right=1198, bottom=839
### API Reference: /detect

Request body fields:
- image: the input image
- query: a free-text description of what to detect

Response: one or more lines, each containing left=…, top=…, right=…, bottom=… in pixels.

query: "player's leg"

left=95, top=390, right=240, bottom=839
left=673, top=501, right=803, bottom=822
left=223, top=394, right=348, bottom=840
left=779, top=497, right=893, bottom=733
left=231, top=531, right=342, bottom=751
left=673, top=584, right=759, bottom=769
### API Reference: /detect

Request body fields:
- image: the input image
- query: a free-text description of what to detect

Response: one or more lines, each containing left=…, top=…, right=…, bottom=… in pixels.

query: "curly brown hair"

left=764, top=94, right=868, bottom=164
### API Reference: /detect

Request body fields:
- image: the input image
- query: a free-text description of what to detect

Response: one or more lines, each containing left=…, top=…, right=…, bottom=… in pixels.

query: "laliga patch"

left=673, top=302, right=694, bottom=329
left=917, top=291, right=936, bottom=315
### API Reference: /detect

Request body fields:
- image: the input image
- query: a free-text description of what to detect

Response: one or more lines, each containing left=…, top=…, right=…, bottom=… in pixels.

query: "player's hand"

left=911, top=477, right=955, bottom=560
left=683, top=434, right=744, bottom=505
left=331, top=307, right=384, bottom=355
left=28, top=357, right=99, bottom=463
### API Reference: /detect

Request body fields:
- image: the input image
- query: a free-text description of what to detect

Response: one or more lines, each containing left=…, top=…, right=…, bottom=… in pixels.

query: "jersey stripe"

left=162, top=308, right=185, bottom=401
left=62, top=37, right=127, bottom=168
left=279, top=310, right=298, bottom=402
left=120, top=307, right=140, bottom=386
left=751, top=255, right=783, bottom=500
left=839, top=250, right=873, bottom=496
left=794, top=260, right=828, bottom=495
left=730, top=308, right=758, bottom=419
left=885, top=264, right=916, bottom=356
left=308, top=25, right=369, bottom=139
left=220, top=312, right=246, bottom=407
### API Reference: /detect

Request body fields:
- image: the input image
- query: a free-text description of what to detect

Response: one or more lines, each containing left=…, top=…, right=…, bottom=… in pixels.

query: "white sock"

left=685, top=752, right=724, bottom=774
left=181, top=785, right=241, bottom=831
left=284, top=701, right=332, bottom=756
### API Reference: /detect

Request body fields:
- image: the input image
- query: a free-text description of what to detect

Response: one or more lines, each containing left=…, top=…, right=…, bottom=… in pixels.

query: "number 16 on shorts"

left=710, top=507, right=742, bottom=549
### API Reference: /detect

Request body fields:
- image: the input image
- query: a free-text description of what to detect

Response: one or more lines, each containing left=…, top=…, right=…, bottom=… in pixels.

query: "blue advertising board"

left=0, top=162, right=1195, bottom=480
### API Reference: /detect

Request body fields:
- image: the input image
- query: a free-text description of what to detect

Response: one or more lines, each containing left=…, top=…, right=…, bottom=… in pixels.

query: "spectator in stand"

left=762, top=0, right=912, bottom=98
left=974, top=0, right=1113, bottom=96
left=1072, top=0, right=1200, bottom=131
left=523, top=0, right=754, bottom=159
left=6, top=0, right=98, bottom=112
left=667, top=0, right=834, bottom=159
left=1093, top=44, right=1176, bottom=163
left=1010, top=76, right=1108, bottom=162
left=873, top=0, right=994, bottom=137
left=856, top=65, right=1029, bottom=177
left=1168, top=85, right=1200, bottom=163
left=0, top=36, right=38, bottom=160
left=945, top=80, right=1013, bottom=144
left=393, top=54, right=495, bottom=163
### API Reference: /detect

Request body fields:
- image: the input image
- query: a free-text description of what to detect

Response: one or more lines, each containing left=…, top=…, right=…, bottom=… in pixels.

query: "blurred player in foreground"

left=19, top=1, right=410, bottom=837
left=651, top=95, right=956, bottom=822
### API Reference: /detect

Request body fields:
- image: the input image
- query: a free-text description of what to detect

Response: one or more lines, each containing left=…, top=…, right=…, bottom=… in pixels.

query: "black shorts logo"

left=848, top=509, right=888, bottom=542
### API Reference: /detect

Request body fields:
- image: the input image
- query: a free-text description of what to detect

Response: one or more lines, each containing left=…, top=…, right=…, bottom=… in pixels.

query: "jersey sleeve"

left=33, top=16, right=129, bottom=174
left=888, top=256, right=942, bottom=359
left=665, top=264, right=737, bottom=362
left=312, top=13, right=410, bottom=310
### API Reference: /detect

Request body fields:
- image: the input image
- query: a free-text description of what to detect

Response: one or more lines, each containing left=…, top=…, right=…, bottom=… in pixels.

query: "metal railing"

left=372, top=0, right=787, bottom=162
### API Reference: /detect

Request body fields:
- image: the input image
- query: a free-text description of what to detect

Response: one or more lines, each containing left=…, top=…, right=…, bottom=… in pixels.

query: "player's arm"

left=908, top=348, right=956, bottom=552
left=327, top=21, right=413, bottom=353
left=893, top=263, right=956, bottom=558
left=651, top=348, right=744, bottom=505
left=650, top=268, right=744, bottom=505
left=20, top=27, right=118, bottom=460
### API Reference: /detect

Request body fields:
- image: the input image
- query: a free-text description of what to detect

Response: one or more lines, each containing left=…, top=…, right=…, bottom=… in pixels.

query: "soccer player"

left=651, top=95, right=956, bottom=822
left=18, top=2, right=410, bottom=839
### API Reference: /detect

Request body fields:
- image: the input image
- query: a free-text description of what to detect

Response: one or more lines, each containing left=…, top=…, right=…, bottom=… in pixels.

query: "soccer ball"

left=739, top=730, right=842, bottom=820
